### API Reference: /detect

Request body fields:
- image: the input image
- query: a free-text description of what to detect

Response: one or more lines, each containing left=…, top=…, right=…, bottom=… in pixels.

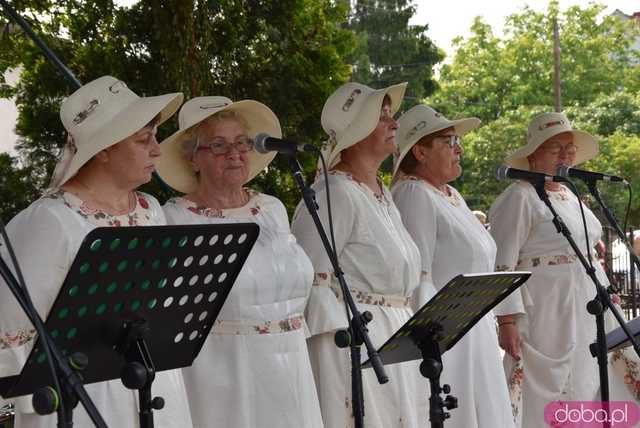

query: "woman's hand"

left=498, top=316, right=522, bottom=361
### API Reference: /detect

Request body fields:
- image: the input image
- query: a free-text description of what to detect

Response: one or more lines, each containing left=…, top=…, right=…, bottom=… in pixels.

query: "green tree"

left=0, top=152, right=40, bottom=221
left=0, top=0, right=356, bottom=218
left=431, top=2, right=640, bottom=121
left=428, top=2, right=640, bottom=224
left=347, top=0, right=443, bottom=107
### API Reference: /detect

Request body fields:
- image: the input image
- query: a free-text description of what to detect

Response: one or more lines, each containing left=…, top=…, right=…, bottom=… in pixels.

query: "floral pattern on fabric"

left=395, top=174, right=461, bottom=207
left=166, top=188, right=260, bottom=219
left=516, top=253, right=599, bottom=269
left=44, top=190, right=154, bottom=227
left=547, top=186, right=571, bottom=201
left=612, top=349, right=640, bottom=400
left=0, top=327, right=36, bottom=350
left=327, top=283, right=410, bottom=308
left=507, top=361, right=524, bottom=422
left=212, top=315, right=306, bottom=336
left=329, top=170, right=391, bottom=205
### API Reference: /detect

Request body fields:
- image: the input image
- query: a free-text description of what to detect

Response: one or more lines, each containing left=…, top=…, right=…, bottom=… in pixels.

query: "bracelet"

left=498, top=321, right=516, bottom=327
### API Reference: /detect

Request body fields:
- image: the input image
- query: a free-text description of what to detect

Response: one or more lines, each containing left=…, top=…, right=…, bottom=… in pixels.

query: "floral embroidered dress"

left=490, top=181, right=639, bottom=427
left=0, top=190, right=193, bottom=428
left=291, top=171, right=426, bottom=428
left=163, top=191, right=323, bottom=428
left=392, top=176, right=515, bottom=428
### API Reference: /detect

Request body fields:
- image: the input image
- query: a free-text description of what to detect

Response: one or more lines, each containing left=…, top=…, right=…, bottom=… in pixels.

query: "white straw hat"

left=505, top=111, right=598, bottom=170
left=320, top=81, right=407, bottom=168
left=392, top=105, right=480, bottom=180
left=156, top=96, right=281, bottom=194
left=49, top=76, right=183, bottom=189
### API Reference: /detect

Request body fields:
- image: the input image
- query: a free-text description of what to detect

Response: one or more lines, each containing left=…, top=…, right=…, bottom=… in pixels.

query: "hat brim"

left=57, top=92, right=183, bottom=187
left=505, top=130, right=598, bottom=170
left=392, top=115, right=480, bottom=179
left=326, top=82, right=407, bottom=168
left=156, top=100, right=281, bottom=194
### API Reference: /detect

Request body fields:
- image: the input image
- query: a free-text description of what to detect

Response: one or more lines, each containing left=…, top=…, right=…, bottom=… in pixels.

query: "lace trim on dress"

left=0, top=327, right=36, bottom=350
left=44, top=190, right=153, bottom=227
left=328, top=170, right=391, bottom=205
left=166, top=188, right=261, bottom=219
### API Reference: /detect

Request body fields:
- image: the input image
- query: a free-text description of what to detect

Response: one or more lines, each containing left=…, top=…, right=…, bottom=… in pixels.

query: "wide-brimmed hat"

left=392, top=104, right=480, bottom=180
left=320, top=81, right=407, bottom=168
left=505, top=111, right=598, bottom=170
left=49, top=75, right=183, bottom=189
left=156, top=96, right=281, bottom=194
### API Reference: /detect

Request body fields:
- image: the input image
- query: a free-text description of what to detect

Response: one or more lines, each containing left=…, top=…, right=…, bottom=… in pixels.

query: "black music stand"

left=364, top=272, right=531, bottom=428
left=600, top=317, right=640, bottom=353
left=0, top=224, right=258, bottom=428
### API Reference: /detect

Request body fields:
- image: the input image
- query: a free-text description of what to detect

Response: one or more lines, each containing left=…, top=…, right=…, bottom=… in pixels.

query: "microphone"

left=496, top=165, right=566, bottom=183
left=556, top=165, right=625, bottom=183
left=254, top=133, right=316, bottom=155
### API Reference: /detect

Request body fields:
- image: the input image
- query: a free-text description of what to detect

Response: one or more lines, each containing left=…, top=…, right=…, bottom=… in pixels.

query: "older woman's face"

left=358, top=102, right=398, bottom=157
left=103, top=124, right=160, bottom=189
left=528, top=132, right=576, bottom=175
left=192, top=118, right=251, bottom=189
left=415, top=129, right=463, bottom=184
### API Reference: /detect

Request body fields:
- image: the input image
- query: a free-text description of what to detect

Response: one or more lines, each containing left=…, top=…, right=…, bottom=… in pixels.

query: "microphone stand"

left=0, top=252, right=108, bottom=428
left=287, top=155, right=388, bottom=428
left=533, top=181, right=614, bottom=403
left=585, top=180, right=640, bottom=359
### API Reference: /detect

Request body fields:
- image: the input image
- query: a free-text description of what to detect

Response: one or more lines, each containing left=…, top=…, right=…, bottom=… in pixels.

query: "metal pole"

left=0, top=0, right=81, bottom=90
left=553, top=18, right=562, bottom=112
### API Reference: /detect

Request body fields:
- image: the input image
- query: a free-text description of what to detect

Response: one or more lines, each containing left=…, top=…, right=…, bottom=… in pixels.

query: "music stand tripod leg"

left=418, top=323, right=458, bottom=428
left=116, top=319, right=165, bottom=428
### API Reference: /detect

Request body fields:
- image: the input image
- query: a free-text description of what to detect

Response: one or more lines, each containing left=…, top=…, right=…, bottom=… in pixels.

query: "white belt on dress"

left=212, top=314, right=306, bottom=335
left=327, top=282, right=410, bottom=308
left=516, top=253, right=598, bottom=269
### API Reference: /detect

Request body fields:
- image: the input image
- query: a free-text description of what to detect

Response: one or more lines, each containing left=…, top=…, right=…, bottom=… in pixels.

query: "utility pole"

left=553, top=18, right=562, bottom=112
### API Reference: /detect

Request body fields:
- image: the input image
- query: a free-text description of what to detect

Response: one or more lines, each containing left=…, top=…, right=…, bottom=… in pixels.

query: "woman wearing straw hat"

left=391, top=104, right=515, bottom=428
left=291, top=82, right=426, bottom=427
left=490, top=112, right=639, bottom=427
left=0, top=76, right=193, bottom=428
left=155, top=96, right=323, bottom=428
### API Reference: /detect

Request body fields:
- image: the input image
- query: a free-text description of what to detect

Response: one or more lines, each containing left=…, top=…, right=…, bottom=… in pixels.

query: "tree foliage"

left=431, top=3, right=640, bottom=122
left=432, top=2, right=640, bottom=225
left=0, top=0, right=356, bottom=217
left=346, top=0, right=443, bottom=107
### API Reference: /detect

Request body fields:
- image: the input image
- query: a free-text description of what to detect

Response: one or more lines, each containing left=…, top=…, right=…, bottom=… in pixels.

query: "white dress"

left=490, top=181, right=639, bottom=427
left=0, top=190, right=193, bottom=428
left=163, top=191, right=323, bottom=428
left=291, top=171, right=427, bottom=428
left=392, top=176, right=515, bottom=428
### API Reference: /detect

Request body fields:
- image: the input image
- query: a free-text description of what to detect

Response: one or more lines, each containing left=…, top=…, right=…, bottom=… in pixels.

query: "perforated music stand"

left=364, top=271, right=531, bottom=428
left=0, top=223, right=259, bottom=427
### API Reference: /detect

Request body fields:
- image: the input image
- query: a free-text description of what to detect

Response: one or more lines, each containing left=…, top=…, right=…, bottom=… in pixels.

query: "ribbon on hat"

left=44, top=134, right=77, bottom=194
left=314, top=130, right=339, bottom=182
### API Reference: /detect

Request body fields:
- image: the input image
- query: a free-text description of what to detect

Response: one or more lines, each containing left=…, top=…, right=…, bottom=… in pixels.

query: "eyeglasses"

left=195, top=137, right=254, bottom=155
left=542, top=144, right=577, bottom=156
left=435, top=135, right=462, bottom=148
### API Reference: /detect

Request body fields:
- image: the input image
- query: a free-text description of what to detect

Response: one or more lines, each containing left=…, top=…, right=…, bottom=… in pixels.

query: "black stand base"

left=117, top=319, right=164, bottom=428
left=418, top=323, right=458, bottom=428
